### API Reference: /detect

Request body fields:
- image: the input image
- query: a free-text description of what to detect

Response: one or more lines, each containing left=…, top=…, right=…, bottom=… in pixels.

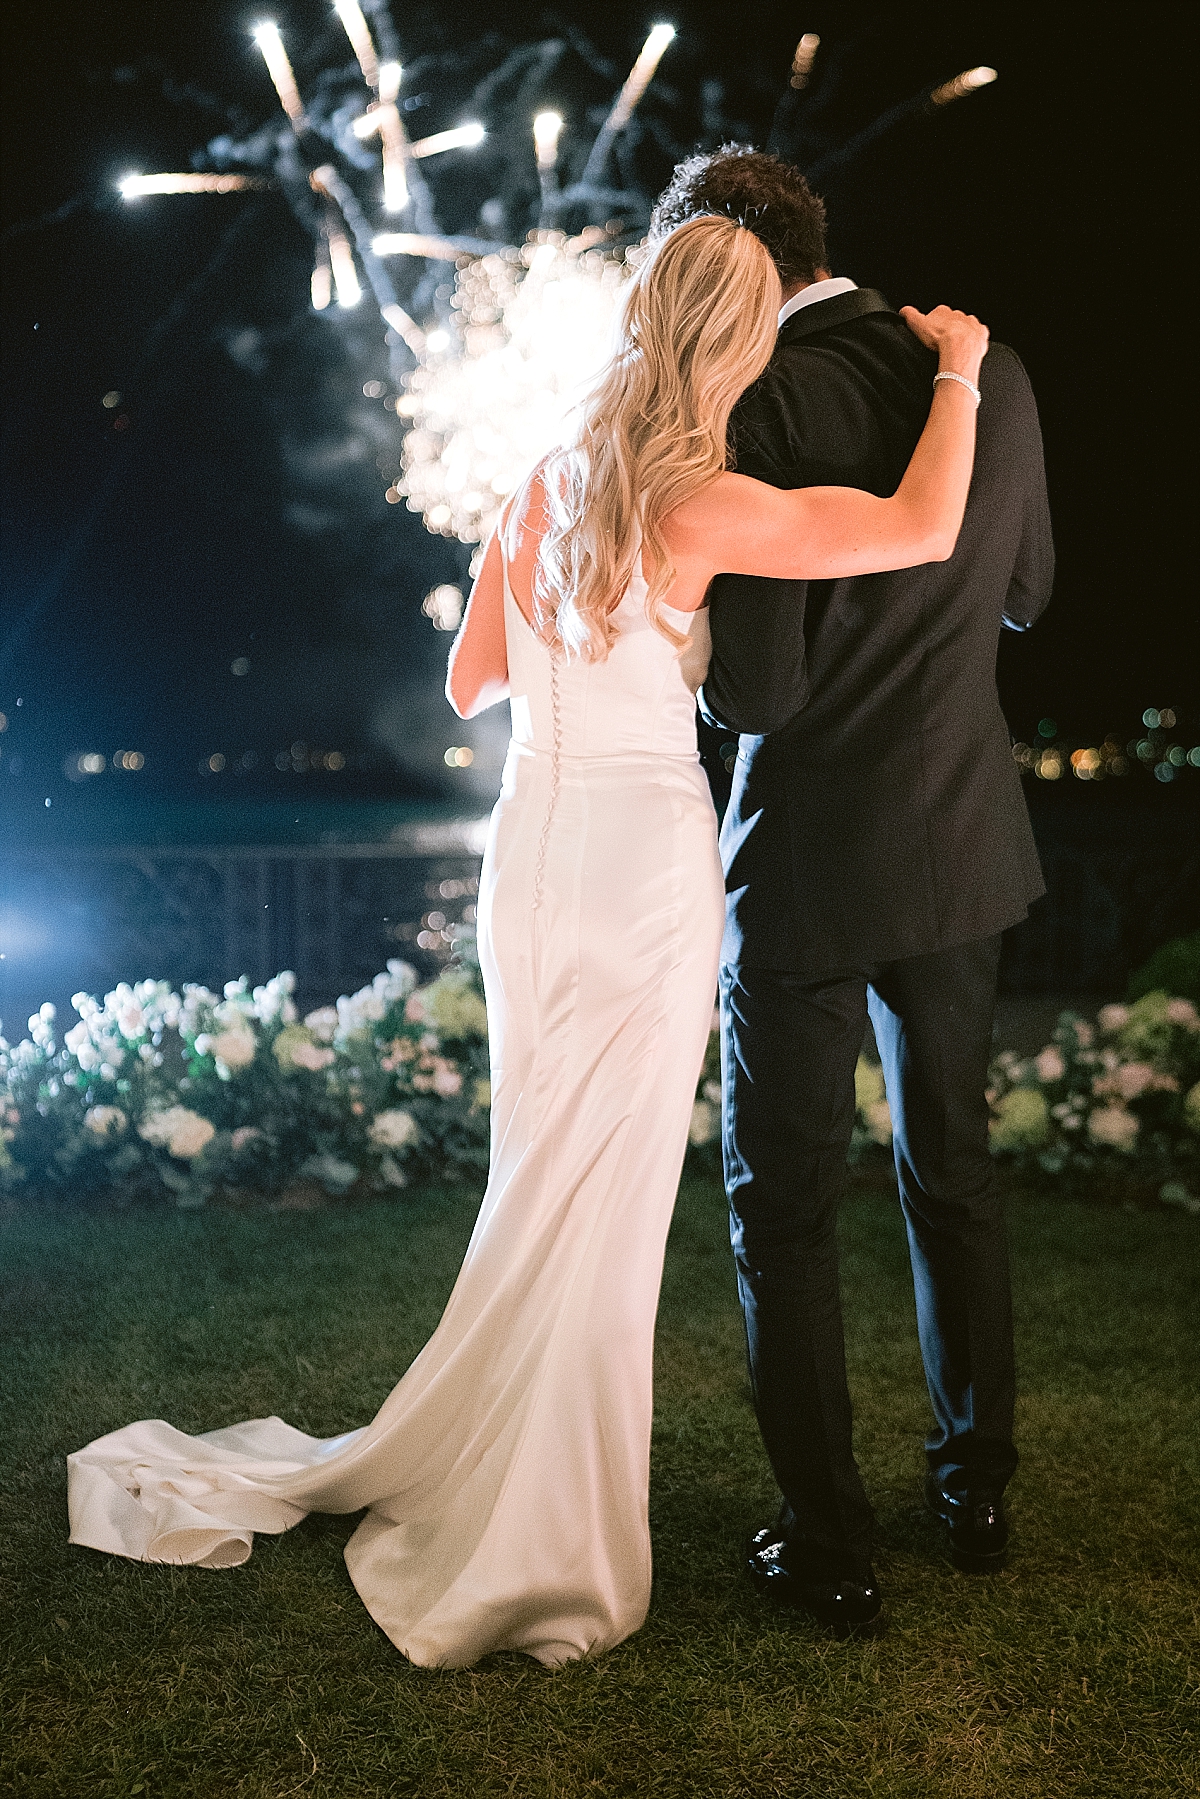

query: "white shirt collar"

left=778, top=275, right=858, bottom=330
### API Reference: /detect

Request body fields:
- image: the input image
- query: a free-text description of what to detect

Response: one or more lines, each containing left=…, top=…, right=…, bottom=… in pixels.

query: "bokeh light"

left=397, top=232, right=629, bottom=543
left=422, top=584, right=465, bottom=631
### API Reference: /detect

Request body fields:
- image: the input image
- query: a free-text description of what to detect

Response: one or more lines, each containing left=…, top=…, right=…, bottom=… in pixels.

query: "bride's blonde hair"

left=531, top=213, right=780, bottom=659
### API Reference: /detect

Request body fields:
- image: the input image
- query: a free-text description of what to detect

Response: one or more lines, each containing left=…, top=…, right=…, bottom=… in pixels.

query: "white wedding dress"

left=67, top=557, right=725, bottom=1668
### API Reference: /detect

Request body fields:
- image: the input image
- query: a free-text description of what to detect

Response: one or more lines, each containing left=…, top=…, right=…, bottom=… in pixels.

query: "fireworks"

left=117, top=173, right=269, bottom=197
left=396, top=233, right=629, bottom=543
left=108, top=14, right=1001, bottom=554
left=251, top=22, right=306, bottom=128
left=931, top=66, right=998, bottom=106
left=533, top=113, right=564, bottom=172
left=333, top=0, right=381, bottom=91
left=580, top=24, right=676, bottom=187
left=789, top=35, right=821, bottom=90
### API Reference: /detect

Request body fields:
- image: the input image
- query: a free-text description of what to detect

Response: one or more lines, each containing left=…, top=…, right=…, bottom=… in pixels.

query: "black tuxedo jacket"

left=703, top=288, right=1054, bottom=976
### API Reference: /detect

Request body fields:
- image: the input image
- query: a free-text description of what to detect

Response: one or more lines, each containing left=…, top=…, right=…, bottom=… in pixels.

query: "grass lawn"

left=2, top=1174, right=1197, bottom=1798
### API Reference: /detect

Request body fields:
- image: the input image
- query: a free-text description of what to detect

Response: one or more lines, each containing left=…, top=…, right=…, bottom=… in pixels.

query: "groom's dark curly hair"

left=649, top=145, right=828, bottom=288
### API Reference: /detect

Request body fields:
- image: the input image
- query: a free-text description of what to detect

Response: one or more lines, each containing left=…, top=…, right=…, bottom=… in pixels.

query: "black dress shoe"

left=746, top=1530, right=883, bottom=1637
left=924, top=1475, right=1009, bottom=1573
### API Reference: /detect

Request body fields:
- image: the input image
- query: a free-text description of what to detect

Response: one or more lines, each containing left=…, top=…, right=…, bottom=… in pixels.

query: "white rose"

left=368, top=1108, right=419, bottom=1150
left=116, top=1001, right=145, bottom=1039
left=84, top=1105, right=127, bottom=1138
left=303, top=1006, right=339, bottom=1044
left=289, top=1040, right=335, bottom=1072
left=210, top=1026, right=257, bottom=1071
left=139, top=1106, right=216, bottom=1160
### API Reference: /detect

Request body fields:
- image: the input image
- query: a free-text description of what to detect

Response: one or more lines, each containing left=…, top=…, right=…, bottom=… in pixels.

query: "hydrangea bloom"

left=1183, top=1081, right=1200, bottom=1136
left=1087, top=1105, right=1140, bottom=1152
left=336, top=961, right=416, bottom=1037
left=210, top=1026, right=257, bottom=1072
left=419, top=968, right=489, bottom=1041
left=273, top=1025, right=333, bottom=1072
left=989, top=1088, right=1051, bottom=1151
left=84, top=1106, right=127, bottom=1138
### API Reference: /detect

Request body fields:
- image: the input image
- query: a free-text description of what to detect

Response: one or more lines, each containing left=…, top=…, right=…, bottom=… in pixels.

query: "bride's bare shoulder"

left=501, top=462, right=551, bottom=558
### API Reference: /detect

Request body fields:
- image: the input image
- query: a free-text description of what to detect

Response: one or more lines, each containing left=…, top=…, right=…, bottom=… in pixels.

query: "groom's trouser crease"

left=720, top=934, right=1017, bottom=1573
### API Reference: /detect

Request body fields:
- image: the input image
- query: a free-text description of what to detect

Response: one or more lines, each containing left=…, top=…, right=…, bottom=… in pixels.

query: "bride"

left=68, top=214, right=988, bottom=1668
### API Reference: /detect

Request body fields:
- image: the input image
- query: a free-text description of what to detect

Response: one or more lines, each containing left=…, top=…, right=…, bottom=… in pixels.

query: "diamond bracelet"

left=932, top=371, right=982, bottom=408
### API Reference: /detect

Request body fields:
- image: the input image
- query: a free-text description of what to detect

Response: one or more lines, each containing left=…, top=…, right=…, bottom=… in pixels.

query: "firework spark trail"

left=372, top=231, right=507, bottom=259
left=534, top=111, right=564, bottom=223
left=804, top=66, right=998, bottom=183
left=334, top=0, right=380, bottom=91
left=352, top=89, right=411, bottom=212
left=118, top=173, right=270, bottom=197
left=579, top=23, right=676, bottom=189
left=310, top=164, right=428, bottom=363
left=252, top=22, right=307, bottom=127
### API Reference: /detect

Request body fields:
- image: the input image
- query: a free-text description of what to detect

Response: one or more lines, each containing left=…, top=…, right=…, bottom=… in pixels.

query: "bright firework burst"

left=395, top=230, right=630, bottom=544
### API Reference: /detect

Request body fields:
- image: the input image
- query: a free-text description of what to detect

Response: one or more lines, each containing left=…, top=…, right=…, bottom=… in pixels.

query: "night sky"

left=2, top=1, right=1195, bottom=823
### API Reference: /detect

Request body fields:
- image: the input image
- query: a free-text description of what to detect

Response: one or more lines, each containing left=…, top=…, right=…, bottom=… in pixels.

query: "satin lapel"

left=778, top=287, right=895, bottom=344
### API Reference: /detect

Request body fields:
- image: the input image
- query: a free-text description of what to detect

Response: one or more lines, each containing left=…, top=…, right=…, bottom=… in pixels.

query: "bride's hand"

left=899, top=304, right=989, bottom=383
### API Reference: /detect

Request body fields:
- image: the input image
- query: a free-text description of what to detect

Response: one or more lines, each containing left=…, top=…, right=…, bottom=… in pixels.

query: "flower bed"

left=2, top=954, right=1198, bottom=1211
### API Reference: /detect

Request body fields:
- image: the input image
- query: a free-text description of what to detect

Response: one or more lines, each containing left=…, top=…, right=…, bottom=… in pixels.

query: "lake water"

left=3, top=795, right=490, bottom=850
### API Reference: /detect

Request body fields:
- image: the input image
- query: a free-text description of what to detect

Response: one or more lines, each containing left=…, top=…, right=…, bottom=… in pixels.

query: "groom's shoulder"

left=979, top=340, right=1036, bottom=400
left=761, top=308, right=932, bottom=407
left=977, top=342, right=1045, bottom=442
left=729, top=311, right=930, bottom=480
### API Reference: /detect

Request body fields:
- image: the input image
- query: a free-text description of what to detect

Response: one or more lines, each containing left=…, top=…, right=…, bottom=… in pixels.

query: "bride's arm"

left=667, top=306, right=988, bottom=584
left=446, top=531, right=510, bottom=718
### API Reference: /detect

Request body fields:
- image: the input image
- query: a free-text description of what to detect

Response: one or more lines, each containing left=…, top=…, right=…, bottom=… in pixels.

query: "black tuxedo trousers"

left=720, top=939, right=1019, bottom=1574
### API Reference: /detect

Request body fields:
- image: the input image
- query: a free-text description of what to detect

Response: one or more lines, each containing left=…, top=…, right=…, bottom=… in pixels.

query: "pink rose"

left=1073, top=1021, right=1095, bottom=1048
left=1167, top=998, right=1200, bottom=1030
left=1035, top=1046, right=1066, bottom=1083
left=1097, top=1004, right=1130, bottom=1034
left=289, top=1040, right=335, bottom=1072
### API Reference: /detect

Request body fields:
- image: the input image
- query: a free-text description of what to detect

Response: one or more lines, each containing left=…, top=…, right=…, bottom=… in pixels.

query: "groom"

left=651, top=149, right=1053, bottom=1632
